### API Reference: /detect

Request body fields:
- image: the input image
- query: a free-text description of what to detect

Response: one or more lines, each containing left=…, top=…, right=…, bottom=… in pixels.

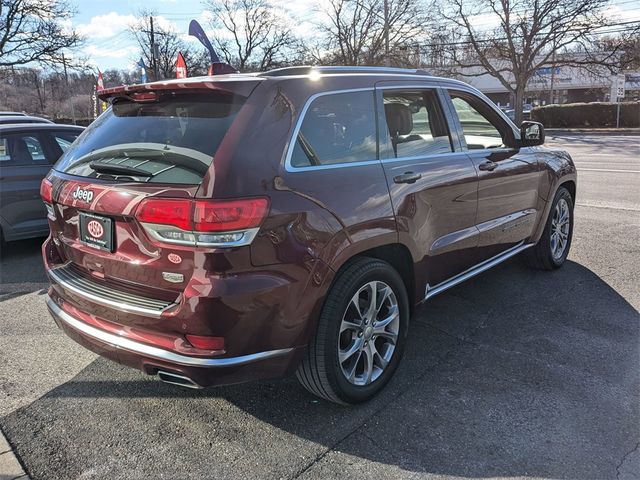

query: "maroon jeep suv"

left=41, top=67, right=576, bottom=404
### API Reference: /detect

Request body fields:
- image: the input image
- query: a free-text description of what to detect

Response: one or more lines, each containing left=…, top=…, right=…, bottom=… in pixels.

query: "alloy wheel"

left=337, top=281, right=400, bottom=386
left=550, top=198, right=570, bottom=260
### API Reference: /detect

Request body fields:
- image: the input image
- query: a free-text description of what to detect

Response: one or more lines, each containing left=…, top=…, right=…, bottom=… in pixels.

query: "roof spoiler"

left=97, top=77, right=261, bottom=102
left=209, top=62, right=238, bottom=75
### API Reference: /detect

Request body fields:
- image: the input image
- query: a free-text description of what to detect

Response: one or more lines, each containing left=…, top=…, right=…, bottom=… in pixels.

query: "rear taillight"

left=40, top=178, right=53, bottom=203
left=135, top=197, right=269, bottom=247
left=40, top=178, right=55, bottom=219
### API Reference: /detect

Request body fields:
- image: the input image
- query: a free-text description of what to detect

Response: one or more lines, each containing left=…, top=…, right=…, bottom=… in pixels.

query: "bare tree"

left=0, top=0, right=83, bottom=68
left=203, top=0, right=296, bottom=71
left=129, top=11, right=209, bottom=80
left=596, top=33, right=640, bottom=71
left=314, top=0, right=432, bottom=66
left=439, top=0, right=626, bottom=124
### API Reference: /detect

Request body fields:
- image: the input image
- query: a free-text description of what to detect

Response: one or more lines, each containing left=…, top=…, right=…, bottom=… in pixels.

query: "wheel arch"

left=559, top=179, right=576, bottom=201
left=328, top=242, right=416, bottom=313
left=532, top=174, right=577, bottom=244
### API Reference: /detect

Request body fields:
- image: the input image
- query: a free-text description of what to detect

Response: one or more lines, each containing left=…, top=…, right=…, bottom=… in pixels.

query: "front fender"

left=532, top=148, right=577, bottom=243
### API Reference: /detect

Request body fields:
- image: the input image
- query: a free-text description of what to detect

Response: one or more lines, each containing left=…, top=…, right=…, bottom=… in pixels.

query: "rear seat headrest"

left=384, top=103, right=413, bottom=136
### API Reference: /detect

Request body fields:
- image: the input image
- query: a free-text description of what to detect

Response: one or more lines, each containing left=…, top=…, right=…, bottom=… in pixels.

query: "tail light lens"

left=193, top=198, right=269, bottom=232
left=40, top=178, right=55, bottom=219
left=40, top=178, right=53, bottom=203
left=135, top=197, right=269, bottom=247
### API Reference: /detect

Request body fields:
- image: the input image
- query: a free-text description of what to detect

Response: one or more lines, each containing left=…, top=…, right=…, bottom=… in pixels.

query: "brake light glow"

left=135, top=197, right=269, bottom=247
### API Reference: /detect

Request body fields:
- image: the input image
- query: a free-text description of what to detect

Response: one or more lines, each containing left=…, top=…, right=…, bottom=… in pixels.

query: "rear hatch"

left=44, top=79, right=263, bottom=305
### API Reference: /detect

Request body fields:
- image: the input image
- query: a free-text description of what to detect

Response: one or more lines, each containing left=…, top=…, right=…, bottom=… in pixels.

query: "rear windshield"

left=54, top=92, right=246, bottom=184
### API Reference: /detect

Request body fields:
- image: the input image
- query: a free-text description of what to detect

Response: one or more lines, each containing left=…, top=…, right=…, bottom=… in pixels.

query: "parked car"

left=41, top=66, right=576, bottom=404
left=0, top=115, right=53, bottom=125
left=0, top=111, right=27, bottom=117
left=0, top=123, right=84, bottom=242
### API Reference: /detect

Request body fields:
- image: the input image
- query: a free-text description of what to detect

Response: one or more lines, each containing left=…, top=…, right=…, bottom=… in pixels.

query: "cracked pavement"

left=0, top=134, right=638, bottom=479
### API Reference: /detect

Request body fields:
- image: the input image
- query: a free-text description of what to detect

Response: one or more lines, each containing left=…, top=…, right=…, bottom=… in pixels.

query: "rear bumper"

left=46, top=296, right=303, bottom=387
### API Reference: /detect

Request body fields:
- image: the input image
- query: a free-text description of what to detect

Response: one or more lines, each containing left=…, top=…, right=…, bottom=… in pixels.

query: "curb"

left=546, top=128, right=640, bottom=136
left=0, top=428, right=28, bottom=480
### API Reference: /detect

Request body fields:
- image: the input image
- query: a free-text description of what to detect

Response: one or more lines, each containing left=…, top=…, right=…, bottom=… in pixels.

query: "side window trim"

left=375, top=85, right=458, bottom=162
left=436, top=87, right=466, bottom=152
left=284, top=87, right=379, bottom=173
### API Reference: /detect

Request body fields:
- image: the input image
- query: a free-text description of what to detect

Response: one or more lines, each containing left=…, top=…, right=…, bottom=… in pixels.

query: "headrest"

left=384, top=103, right=413, bottom=136
left=12, top=138, right=32, bottom=163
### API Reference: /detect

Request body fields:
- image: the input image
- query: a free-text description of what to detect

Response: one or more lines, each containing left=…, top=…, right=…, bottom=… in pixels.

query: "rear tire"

left=296, top=257, right=409, bottom=404
left=525, top=186, right=574, bottom=270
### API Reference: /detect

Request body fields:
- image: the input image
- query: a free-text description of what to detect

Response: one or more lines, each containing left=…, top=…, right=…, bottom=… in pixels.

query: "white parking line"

left=578, top=168, right=640, bottom=173
left=576, top=203, right=640, bottom=212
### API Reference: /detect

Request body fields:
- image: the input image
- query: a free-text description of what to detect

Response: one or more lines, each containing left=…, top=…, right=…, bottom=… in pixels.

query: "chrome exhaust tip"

left=157, top=370, right=203, bottom=389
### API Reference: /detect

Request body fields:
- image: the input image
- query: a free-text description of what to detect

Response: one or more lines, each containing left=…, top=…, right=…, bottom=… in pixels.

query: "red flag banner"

left=97, top=70, right=104, bottom=90
left=176, top=52, right=187, bottom=79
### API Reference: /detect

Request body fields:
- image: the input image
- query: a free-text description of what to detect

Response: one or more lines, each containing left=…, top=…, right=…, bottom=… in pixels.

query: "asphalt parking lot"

left=1, top=133, right=638, bottom=480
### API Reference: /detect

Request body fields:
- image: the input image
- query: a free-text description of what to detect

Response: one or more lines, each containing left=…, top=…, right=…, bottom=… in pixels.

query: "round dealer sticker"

left=87, top=220, right=104, bottom=239
left=168, top=253, right=182, bottom=264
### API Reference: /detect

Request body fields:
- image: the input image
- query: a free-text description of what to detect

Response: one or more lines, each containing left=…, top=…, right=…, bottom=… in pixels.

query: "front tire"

left=296, top=257, right=409, bottom=404
left=526, top=186, right=574, bottom=270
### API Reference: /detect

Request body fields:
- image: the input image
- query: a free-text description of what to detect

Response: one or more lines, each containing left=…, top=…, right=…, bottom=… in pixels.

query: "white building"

left=457, top=65, right=640, bottom=107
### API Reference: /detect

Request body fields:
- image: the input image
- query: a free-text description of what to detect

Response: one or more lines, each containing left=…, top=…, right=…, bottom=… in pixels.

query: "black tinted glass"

left=0, top=133, right=47, bottom=165
left=291, top=90, right=377, bottom=167
left=54, top=92, right=246, bottom=184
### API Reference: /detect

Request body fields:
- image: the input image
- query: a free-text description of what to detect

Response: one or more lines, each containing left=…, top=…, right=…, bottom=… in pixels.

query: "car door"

left=0, top=130, right=57, bottom=239
left=445, top=89, right=541, bottom=260
left=375, top=83, right=481, bottom=291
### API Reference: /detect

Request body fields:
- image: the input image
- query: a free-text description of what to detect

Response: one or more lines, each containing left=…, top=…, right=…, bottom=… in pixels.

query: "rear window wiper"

left=89, top=161, right=153, bottom=177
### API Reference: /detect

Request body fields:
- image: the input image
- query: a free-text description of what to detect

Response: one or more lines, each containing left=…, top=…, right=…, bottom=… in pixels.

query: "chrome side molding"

left=424, top=242, right=534, bottom=301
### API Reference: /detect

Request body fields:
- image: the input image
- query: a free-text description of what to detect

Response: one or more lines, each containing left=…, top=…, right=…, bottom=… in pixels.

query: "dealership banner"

left=176, top=52, right=187, bottom=78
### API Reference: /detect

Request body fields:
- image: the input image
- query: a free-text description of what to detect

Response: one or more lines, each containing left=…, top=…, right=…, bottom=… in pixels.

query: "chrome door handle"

left=478, top=161, right=498, bottom=171
left=393, top=172, right=422, bottom=184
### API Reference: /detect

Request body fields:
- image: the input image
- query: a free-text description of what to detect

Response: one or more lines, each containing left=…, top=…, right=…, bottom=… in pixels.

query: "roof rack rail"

left=258, top=65, right=431, bottom=77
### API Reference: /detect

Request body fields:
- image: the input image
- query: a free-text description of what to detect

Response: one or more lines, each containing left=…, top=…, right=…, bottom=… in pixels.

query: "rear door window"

left=289, top=90, right=377, bottom=168
left=0, top=133, right=49, bottom=165
left=54, top=92, right=246, bottom=184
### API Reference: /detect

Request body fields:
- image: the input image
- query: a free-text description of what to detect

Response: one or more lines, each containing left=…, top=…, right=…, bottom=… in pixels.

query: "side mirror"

left=519, top=121, right=545, bottom=147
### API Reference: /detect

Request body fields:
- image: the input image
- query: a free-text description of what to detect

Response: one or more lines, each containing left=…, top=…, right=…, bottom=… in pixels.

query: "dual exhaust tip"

left=157, top=370, right=203, bottom=389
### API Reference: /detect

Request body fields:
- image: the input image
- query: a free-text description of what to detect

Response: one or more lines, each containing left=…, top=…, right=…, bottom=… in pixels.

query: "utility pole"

left=548, top=49, right=556, bottom=105
left=383, top=0, right=390, bottom=66
left=61, top=53, right=77, bottom=125
left=150, top=16, right=159, bottom=81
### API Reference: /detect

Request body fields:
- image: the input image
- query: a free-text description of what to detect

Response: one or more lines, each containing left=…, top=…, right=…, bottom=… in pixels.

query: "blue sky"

left=70, top=0, right=317, bottom=71
left=69, top=0, right=640, bottom=72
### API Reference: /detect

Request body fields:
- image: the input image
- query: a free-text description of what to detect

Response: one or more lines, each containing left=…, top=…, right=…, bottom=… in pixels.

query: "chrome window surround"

left=283, top=84, right=473, bottom=173
left=284, top=87, right=377, bottom=172
left=47, top=297, right=294, bottom=367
